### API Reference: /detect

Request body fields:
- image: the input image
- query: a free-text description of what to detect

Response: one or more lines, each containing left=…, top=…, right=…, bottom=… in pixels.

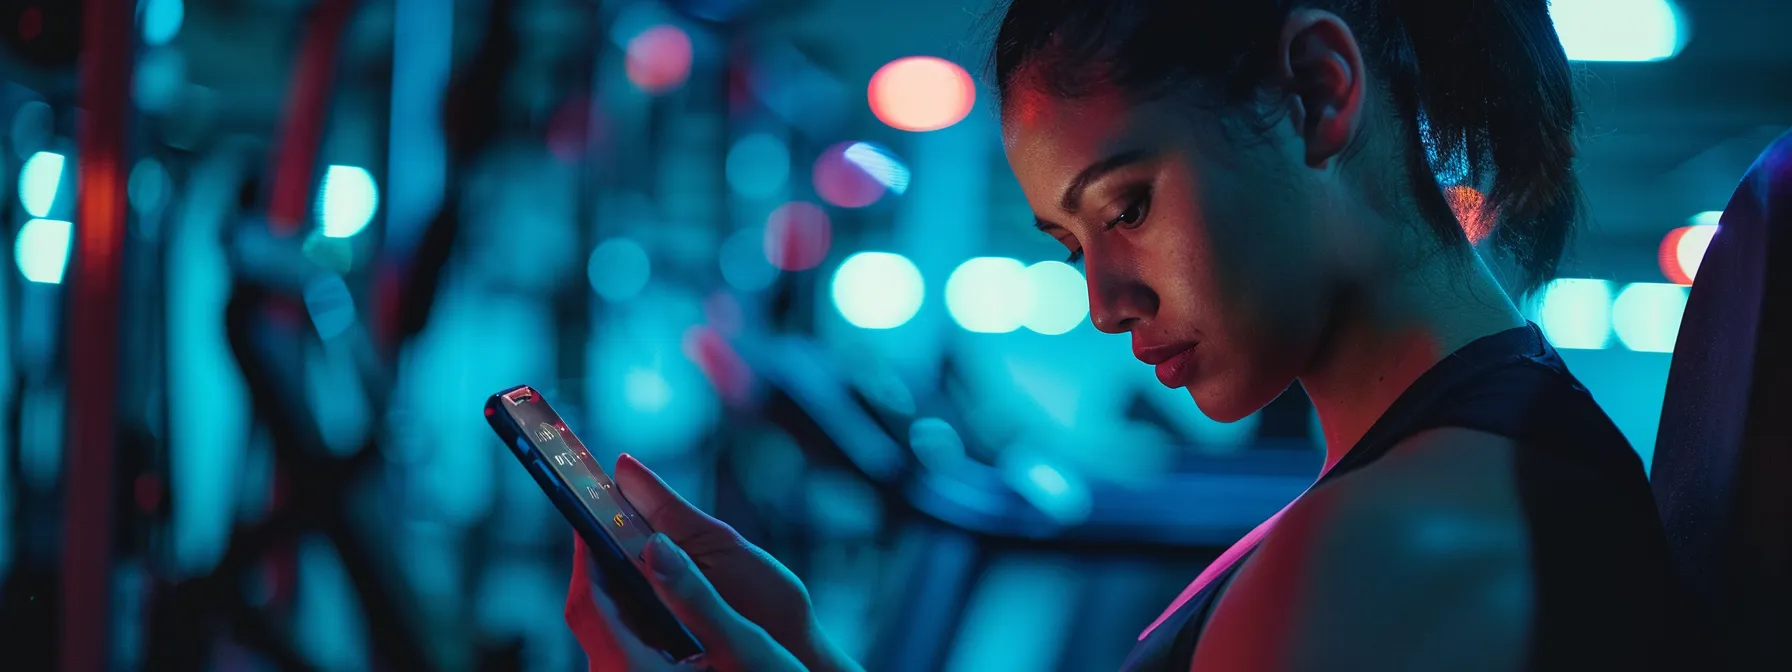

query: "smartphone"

left=484, top=384, right=704, bottom=664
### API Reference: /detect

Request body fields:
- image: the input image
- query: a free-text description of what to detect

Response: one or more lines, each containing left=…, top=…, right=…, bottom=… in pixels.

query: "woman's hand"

left=567, top=533, right=807, bottom=671
left=566, top=455, right=861, bottom=672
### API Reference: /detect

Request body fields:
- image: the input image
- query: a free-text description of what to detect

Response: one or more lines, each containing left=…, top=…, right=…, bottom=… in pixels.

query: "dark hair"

left=992, top=0, right=1581, bottom=296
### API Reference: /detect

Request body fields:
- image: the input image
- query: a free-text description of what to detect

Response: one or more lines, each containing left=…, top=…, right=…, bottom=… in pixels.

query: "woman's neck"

left=1298, top=253, right=1525, bottom=473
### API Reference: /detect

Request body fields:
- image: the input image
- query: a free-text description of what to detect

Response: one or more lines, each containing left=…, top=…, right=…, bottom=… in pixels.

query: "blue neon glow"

left=832, top=251, right=924, bottom=329
left=140, top=0, right=185, bottom=47
left=16, top=218, right=72, bottom=284
left=588, top=237, right=652, bottom=302
left=1611, top=283, right=1688, bottom=353
left=317, top=165, right=379, bottom=238
left=20, top=151, right=65, bottom=219
left=624, top=367, right=673, bottom=413
left=725, top=133, right=789, bottom=198
left=1022, top=261, right=1087, bottom=335
left=946, top=257, right=1030, bottom=334
left=1550, top=0, right=1685, bottom=62
left=1537, top=278, right=1613, bottom=349
left=844, top=142, right=911, bottom=195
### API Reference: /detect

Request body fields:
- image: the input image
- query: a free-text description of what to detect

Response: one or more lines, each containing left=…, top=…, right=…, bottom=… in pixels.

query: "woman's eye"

left=1107, top=192, right=1151, bottom=230
left=1065, top=248, right=1084, bottom=265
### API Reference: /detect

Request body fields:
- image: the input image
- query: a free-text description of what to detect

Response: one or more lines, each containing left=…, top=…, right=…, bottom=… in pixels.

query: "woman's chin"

left=1187, top=386, right=1258, bottom=424
left=1187, top=375, right=1288, bottom=424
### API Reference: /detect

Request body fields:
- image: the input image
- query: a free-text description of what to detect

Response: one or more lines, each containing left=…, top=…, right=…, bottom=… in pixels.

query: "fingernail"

left=646, top=533, right=682, bottom=580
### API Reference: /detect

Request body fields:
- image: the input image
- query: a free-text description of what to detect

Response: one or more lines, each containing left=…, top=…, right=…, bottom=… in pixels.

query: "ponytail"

left=1391, top=0, right=1583, bottom=296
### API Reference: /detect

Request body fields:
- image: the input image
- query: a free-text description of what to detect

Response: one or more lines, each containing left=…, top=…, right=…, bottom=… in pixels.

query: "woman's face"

left=1004, top=86, right=1349, bottom=422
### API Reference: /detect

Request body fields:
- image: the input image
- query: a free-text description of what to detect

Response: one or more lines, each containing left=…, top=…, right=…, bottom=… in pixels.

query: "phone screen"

left=527, top=419, right=653, bottom=562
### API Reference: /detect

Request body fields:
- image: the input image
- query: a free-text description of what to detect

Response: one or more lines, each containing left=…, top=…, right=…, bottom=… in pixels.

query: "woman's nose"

left=1087, top=265, right=1157, bottom=334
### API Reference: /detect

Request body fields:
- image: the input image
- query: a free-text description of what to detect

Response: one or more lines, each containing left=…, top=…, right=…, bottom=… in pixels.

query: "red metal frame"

left=60, top=1, right=133, bottom=670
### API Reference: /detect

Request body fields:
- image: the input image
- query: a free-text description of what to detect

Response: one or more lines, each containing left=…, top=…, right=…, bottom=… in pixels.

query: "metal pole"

left=60, top=0, right=134, bottom=669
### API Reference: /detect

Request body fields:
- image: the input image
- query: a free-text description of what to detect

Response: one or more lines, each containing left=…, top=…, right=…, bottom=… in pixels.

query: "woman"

left=565, top=1, right=1686, bottom=670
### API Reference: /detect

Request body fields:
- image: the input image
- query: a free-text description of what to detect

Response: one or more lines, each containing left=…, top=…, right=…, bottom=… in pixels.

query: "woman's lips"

left=1153, top=345, right=1198, bottom=388
left=1135, top=343, right=1199, bottom=388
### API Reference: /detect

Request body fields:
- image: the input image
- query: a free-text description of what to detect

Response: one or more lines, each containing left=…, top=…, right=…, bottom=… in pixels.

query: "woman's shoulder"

left=1193, top=427, right=1536, bottom=670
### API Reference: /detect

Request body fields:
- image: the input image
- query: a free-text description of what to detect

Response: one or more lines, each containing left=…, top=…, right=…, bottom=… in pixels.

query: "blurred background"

left=0, top=0, right=1787, bottom=670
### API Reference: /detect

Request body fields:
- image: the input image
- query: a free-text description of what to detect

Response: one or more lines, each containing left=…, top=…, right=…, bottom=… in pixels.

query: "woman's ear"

left=1277, top=10, right=1368, bottom=169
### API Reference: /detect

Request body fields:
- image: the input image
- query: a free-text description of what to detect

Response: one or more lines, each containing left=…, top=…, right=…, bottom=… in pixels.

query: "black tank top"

left=1119, top=324, right=1683, bottom=671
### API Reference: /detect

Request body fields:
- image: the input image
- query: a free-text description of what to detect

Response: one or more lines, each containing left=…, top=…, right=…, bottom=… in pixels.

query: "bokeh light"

left=763, top=202, right=832, bottom=271
left=726, top=133, right=789, bottom=198
left=15, top=218, right=72, bottom=284
left=1022, top=261, right=1088, bottom=335
left=831, top=252, right=924, bottom=329
left=719, top=227, right=779, bottom=291
left=588, top=237, right=652, bottom=302
left=19, top=150, right=65, bottom=218
left=140, top=0, right=185, bottom=47
left=843, top=143, right=909, bottom=195
left=128, top=158, right=170, bottom=216
left=1550, top=0, right=1686, bottom=62
left=946, top=257, right=1031, bottom=334
left=1611, top=282, right=1688, bottom=353
left=317, top=165, right=379, bottom=238
left=134, top=47, right=187, bottom=113
left=1659, top=217, right=1718, bottom=286
left=625, top=25, right=693, bottom=95
left=812, top=142, right=887, bottom=208
left=1537, top=278, right=1613, bottom=349
left=868, top=56, right=976, bottom=132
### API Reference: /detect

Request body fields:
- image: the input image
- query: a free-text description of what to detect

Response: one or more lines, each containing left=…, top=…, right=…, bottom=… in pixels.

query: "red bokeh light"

left=1659, top=226, right=1694, bottom=286
left=763, top=201, right=831, bottom=271
left=868, top=56, right=975, bottom=132
left=683, top=325, right=753, bottom=406
left=625, top=25, right=693, bottom=94
left=813, top=142, right=885, bottom=208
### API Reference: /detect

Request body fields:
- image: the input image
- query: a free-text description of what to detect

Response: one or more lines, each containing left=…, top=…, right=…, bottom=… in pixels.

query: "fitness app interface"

left=528, top=418, right=652, bottom=562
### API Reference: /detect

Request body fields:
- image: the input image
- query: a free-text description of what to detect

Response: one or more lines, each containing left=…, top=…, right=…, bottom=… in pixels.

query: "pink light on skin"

left=1138, top=461, right=1340, bottom=641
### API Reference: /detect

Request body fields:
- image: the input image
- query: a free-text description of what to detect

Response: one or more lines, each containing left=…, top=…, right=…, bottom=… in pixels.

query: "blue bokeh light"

left=1021, top=261, right=1087, bottom=335
left=15, top=218, right=72, bottom=284
left=725, top=133, right=789, bottom=198
left=1537, top=278, right=1614, bottom=350
left=1550, top=0, right=1686, bottom=62
left=1611, top=283, right=1688, bottom=353
left=588, top=237, right=652, bottom=302
left=139, top=0, right=186, bottom=47
left=19, top=151, right=65, bottom=219
left=832, top=252, right=924, bottom=329
left=843, top=142, right=911, bottom=195
left=317, top=165, right=379, bottom=238
left=946, top=257, right=1030, bottom=334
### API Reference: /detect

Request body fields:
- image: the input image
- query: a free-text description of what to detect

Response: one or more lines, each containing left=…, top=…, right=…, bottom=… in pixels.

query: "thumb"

left=615, top=454, right=732, bottom=543
left=641, top=533, right=801, bottom=671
